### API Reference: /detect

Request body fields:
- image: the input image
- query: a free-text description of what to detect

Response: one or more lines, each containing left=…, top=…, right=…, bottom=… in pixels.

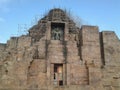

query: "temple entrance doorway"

left=53, top=64, right=63, bottom=86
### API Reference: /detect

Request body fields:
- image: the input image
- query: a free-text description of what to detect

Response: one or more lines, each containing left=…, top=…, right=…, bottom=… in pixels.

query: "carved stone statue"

left=51, top=27, right=63, bottom=40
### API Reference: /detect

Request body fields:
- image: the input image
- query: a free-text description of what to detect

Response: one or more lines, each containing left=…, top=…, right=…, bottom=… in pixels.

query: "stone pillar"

left=46, top=21, right=51, bottom=40
left=51, top=64, right=54, bottom=86
left=64, top=22, right=69, bottom=41
left=47, top=60, right=51, bottom=86
left=66, top=63, right=71, bottom=85
left=63, top=64, right=66, bottom=85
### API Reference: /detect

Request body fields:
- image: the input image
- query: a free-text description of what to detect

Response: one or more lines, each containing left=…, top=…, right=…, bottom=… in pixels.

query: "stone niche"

left=51, top=23, right=65, bottom=41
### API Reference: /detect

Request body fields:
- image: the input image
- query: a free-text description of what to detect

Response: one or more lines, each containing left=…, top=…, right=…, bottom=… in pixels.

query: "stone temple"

left=0, top=8, right=120, bottom=90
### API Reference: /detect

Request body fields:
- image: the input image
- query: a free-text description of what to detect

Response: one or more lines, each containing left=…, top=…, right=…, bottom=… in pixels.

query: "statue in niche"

left=51, top=27, right=63, bottom=40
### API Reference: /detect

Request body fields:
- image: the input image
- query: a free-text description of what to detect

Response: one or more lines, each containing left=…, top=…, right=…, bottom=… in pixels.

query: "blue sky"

left=0, top=0, right=120, bottom=43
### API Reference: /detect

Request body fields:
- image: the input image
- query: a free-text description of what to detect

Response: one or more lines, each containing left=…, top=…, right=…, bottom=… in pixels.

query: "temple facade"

left=0, top=8, right=120, bottom=90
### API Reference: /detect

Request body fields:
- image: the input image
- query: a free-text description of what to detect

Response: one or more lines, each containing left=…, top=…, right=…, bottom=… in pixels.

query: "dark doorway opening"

left=53, top=64, right=63, bottom=86
left=59, top=80, right=63, bottom=86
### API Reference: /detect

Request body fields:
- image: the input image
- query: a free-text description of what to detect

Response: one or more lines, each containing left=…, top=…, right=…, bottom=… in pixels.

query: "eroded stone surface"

left=0, top=8, right=120, bottom=90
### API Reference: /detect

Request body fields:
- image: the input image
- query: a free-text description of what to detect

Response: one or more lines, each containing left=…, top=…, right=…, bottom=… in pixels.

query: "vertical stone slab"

left=47, top=60, right=51, bottom=86
left=63, top=64, right=66, bottom=85
left=102, top=31, right=120, bottom=66
left=80, top=25, right=103, bottom=87
left=50, top=64, right=54, bottom=86
left=101, top=31, right=120, bottom=90
left=66, top=63, right=71, bottom=85
left=64, top=22, right=69, bottom=41
left=46, top=21, right=51, bottom=40
left=81, top=25, right=102, bottom=67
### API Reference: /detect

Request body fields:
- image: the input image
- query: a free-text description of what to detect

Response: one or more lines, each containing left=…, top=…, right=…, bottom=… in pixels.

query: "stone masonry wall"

left=101, top=31, right=120, bottom=90
left=80, top=25, right=102, bottom=86
left=0, top=8, right=120, bottom=90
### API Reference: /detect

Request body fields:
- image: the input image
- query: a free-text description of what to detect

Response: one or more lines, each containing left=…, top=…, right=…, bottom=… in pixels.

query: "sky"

left=0, top=0, right=120, bottom=43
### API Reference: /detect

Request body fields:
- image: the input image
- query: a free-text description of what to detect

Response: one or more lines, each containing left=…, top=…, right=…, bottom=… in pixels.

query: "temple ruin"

left=0, top=8, right=120, bottom=90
